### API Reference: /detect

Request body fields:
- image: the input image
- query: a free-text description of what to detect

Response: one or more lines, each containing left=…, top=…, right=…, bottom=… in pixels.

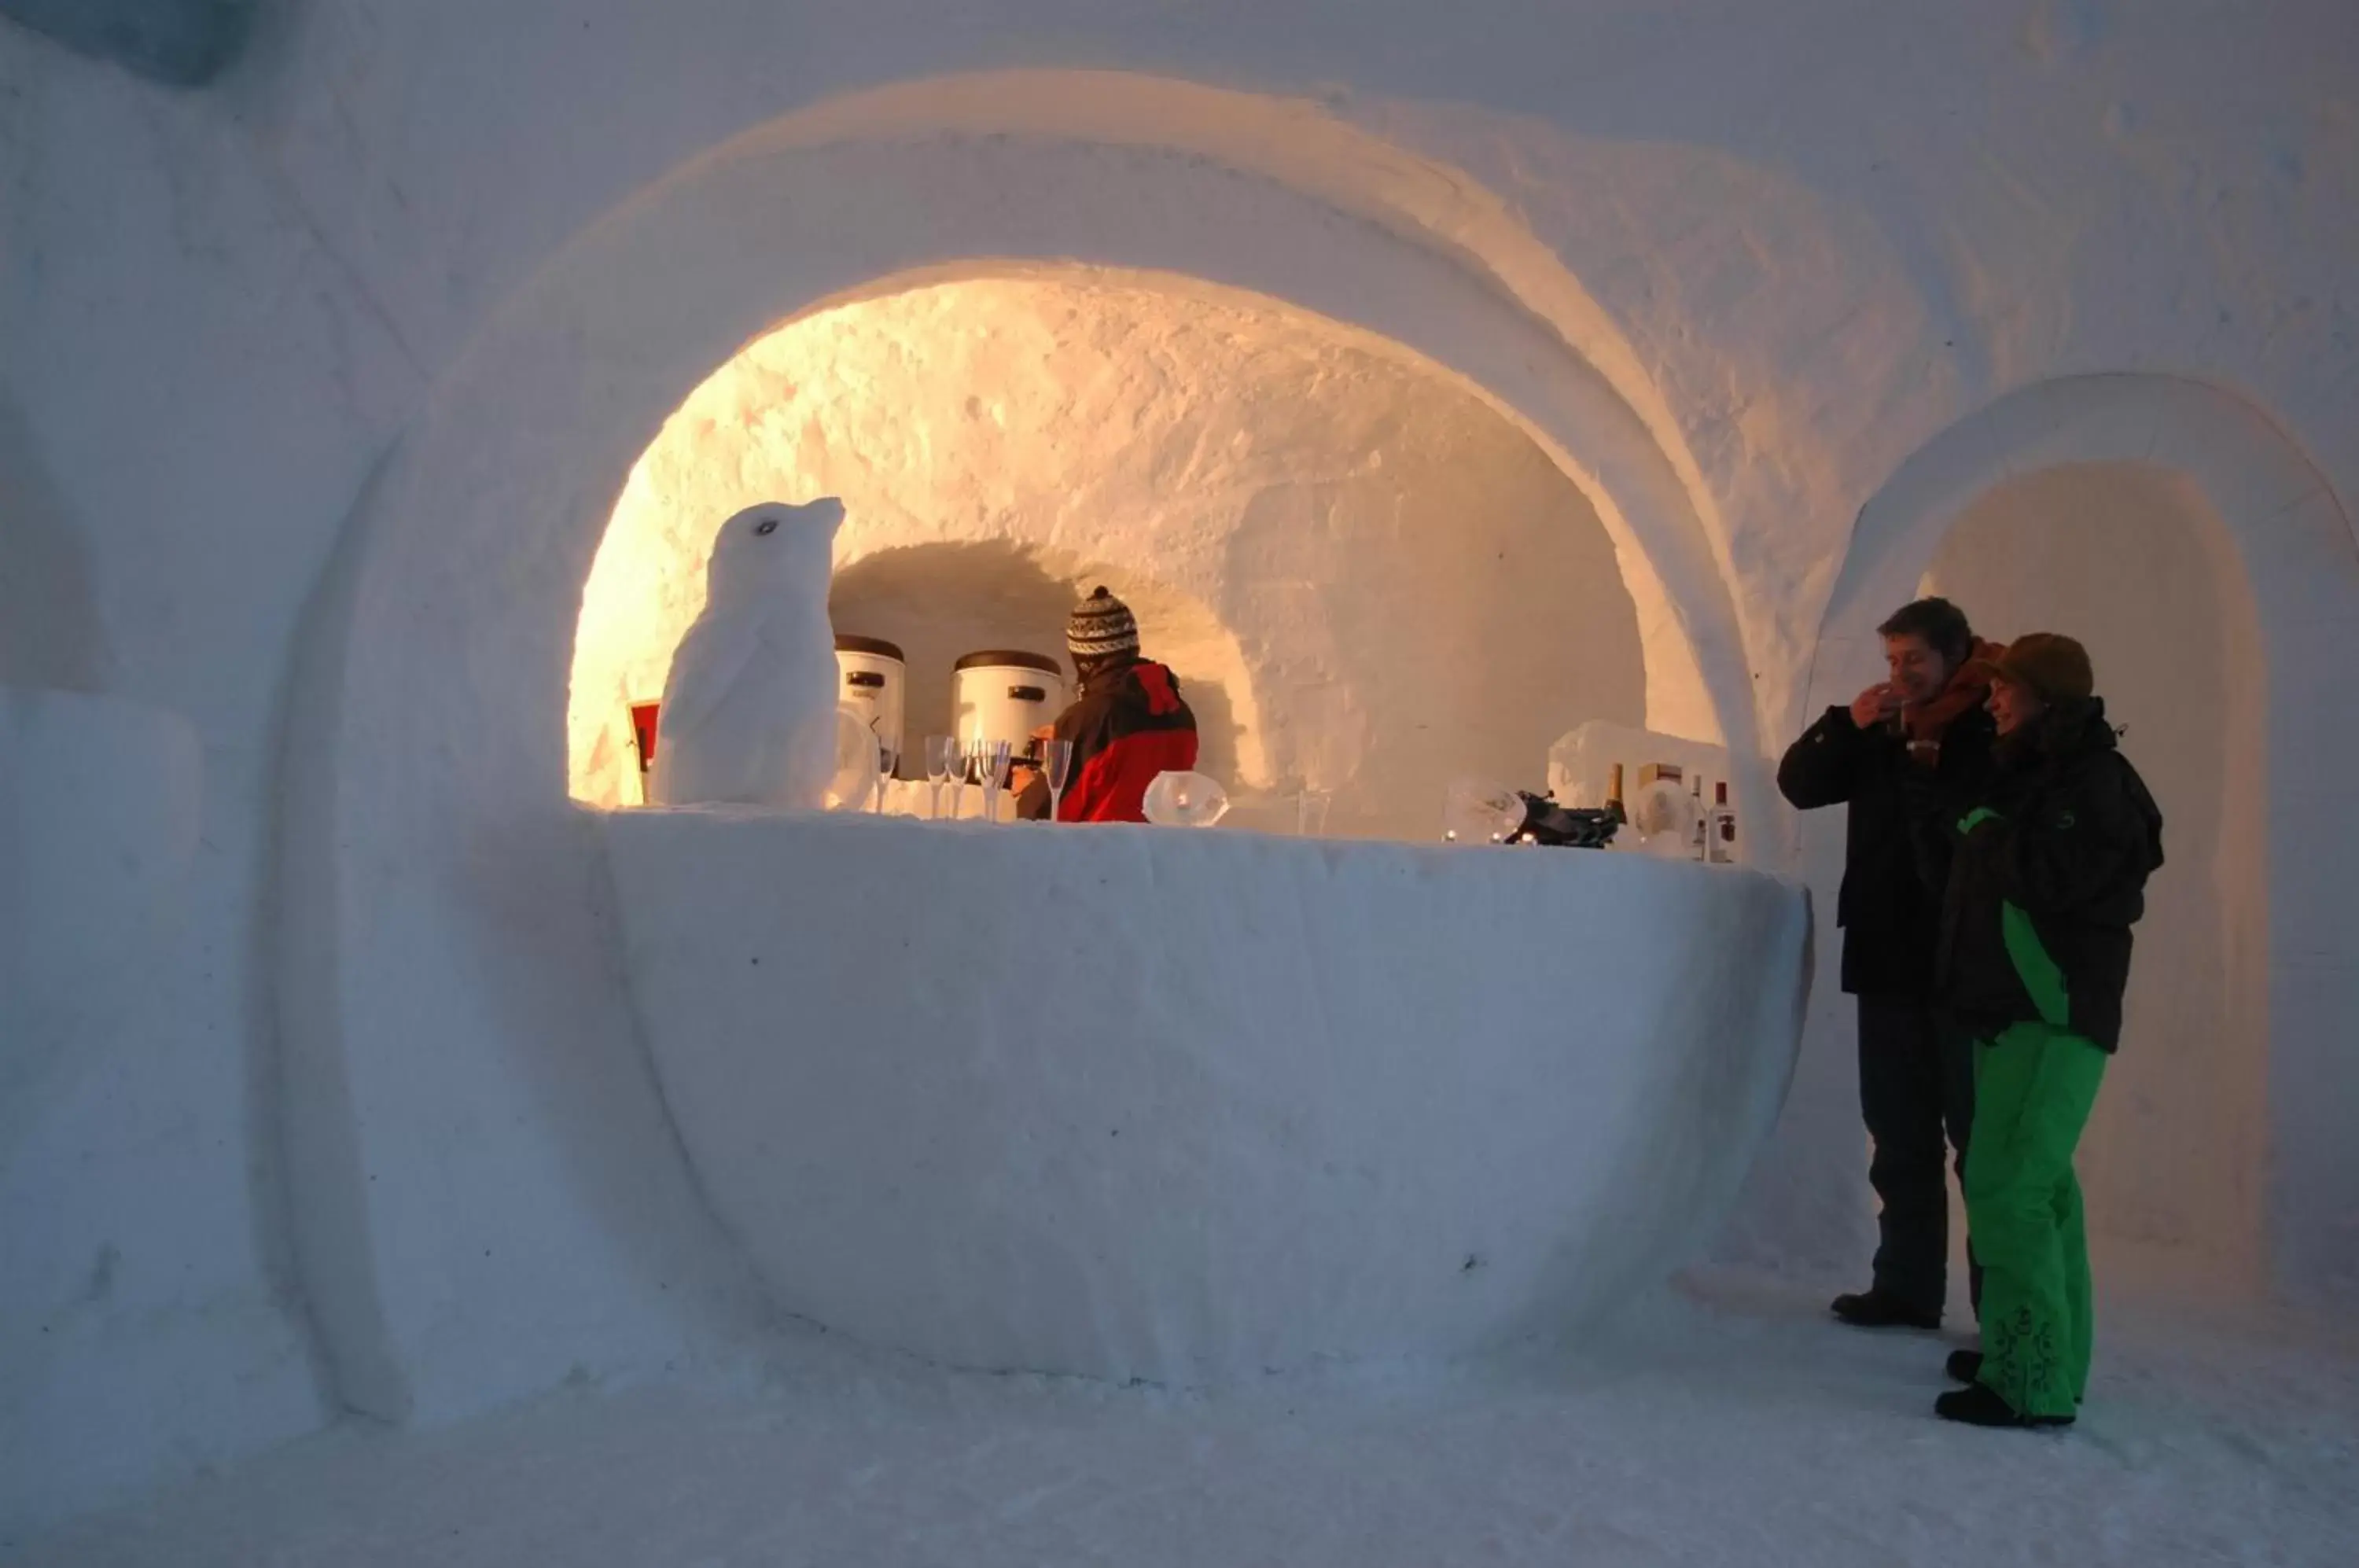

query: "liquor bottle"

left=1709, top=780, right=1738, bottom=864
left=1690, top=775, right=1709, bottom=861
left=1605, top=764, right=1628, bottom=830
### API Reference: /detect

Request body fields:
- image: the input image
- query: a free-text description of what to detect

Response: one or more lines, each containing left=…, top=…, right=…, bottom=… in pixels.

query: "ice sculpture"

left=646, top=499, right=845, bottom=808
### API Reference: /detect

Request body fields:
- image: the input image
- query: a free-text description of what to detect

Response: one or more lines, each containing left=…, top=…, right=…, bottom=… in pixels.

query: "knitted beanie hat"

left=1066, top=585, right=1140, bottom=663
left=1993, top=632, right=2095, bottom=704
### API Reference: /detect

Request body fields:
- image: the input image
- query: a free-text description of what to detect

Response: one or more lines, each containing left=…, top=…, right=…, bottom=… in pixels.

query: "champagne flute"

left=924, top=735, right=955, bottom=821
left=973, top=738, right=1011, bottom=824
left=1040, top=737, right=1075, bottom=823
left=1295, top=787, right=1331, bottom=837
left=945, top=738, right=971, bottom=822
left=872, top=734, right=897, bottom=815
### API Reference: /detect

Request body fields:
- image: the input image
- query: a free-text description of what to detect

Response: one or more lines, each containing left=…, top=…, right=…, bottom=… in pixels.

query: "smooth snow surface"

left=12, top=1270, right=2354, bottom=1568
left=603, top=811, right=1808, bottom=1382
left=0, top=689, right=328, bottom=1527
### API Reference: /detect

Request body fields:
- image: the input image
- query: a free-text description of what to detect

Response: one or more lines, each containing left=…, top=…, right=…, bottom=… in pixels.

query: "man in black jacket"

left=1779, top=598, right=2000, bottom=1331
left=1929, top=634, right=2163, bottom=1428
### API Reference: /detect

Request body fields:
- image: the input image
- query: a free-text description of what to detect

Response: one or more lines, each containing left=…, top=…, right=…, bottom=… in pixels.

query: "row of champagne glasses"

left=914, top=734, right=1075, bottom=822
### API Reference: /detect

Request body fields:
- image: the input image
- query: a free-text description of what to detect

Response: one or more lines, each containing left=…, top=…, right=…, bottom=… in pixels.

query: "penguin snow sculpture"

left=647, top=499, right=845, bottom=808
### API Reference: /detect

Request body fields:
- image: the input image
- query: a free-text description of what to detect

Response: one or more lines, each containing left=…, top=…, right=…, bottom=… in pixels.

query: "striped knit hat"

left=1066, top=586, right=1140, bottom=663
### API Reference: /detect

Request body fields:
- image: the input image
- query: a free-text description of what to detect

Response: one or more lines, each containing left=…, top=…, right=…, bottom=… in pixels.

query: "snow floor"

left=11, top=1268, right=2354, bottom=1567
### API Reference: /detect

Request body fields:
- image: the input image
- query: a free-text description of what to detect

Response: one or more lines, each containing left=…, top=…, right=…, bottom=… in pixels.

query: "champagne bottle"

left=1605, top=764, right=1628, bottom=829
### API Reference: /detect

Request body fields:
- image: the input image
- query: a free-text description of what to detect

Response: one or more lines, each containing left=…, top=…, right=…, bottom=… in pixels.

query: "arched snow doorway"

left=275, top=74, right=1754, bottom=1425
left=567, top=270, right=1647, bottom=839
left=1793, top=374, right=2359, bottom=1306
left=1924, top=464, right=2265, bottom=1287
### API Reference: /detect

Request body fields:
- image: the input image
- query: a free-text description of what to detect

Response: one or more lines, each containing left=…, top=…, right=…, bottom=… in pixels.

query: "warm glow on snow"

left=566, top=271, right=1651, bottom=830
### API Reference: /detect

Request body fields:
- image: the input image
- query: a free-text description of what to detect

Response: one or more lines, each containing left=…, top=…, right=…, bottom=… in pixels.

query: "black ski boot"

left=1934, top=1383, right=2072, bottom=1429
left=1830, top=1290, right=1941, bottom=1331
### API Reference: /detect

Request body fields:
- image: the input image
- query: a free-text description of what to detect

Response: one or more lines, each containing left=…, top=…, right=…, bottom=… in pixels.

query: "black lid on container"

left=952, top=649, right=1062, bottom=675
left=834, top=634, right=905, bottom=661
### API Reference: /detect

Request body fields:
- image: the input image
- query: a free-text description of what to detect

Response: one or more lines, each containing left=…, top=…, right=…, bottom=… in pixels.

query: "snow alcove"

left=568, top=270, right=1651, bottom=837
left=573, top=269, right=1809, bottom=1381
left=1778, top=374, right=2359, bottom=1316
left=1927, top=462, right=2267, bottom=1288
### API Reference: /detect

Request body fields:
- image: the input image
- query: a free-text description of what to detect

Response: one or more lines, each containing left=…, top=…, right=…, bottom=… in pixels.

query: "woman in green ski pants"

left=1924, top=635, right=2164, bottom=1428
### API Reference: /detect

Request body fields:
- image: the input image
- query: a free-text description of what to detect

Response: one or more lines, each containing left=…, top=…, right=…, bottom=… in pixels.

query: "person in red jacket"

left=1013, top=586, right=1198, bottom=823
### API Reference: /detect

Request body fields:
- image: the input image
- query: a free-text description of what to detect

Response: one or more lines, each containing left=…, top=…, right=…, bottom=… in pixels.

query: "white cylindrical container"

left=834, top=635, right=906, bottom=770
left=952, top=650, right=1065, bottom=756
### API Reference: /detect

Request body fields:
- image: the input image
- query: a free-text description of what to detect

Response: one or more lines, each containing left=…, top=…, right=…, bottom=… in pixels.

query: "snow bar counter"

left=602, top=808, right=1810, bottom=1384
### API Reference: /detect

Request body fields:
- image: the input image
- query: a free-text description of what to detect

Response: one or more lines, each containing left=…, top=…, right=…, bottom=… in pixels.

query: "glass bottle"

left=1709, top=781, right=1738, bottom=864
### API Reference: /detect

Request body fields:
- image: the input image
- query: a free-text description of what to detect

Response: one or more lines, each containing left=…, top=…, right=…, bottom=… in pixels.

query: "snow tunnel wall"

left=9, top=9, right=2359, bottom=1533
left=569, top=271, right=1648, bottom=841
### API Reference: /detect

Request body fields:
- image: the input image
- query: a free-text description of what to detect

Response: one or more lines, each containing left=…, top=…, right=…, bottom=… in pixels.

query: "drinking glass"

left=1141, top=770, right=1228, bottom=827
left=1441, top=777, right=1525, bottom=844
left=972, top=738, right=1012, bottom=824
left=872, top=735, right=897, bottom=814
left=1295, top=789, right=1332, bottom=837
left=1040, top=738, right=1075, bottom=823
left=923, top=735, right=955, bottom=820
left=945, top=740, right=971, bottom=823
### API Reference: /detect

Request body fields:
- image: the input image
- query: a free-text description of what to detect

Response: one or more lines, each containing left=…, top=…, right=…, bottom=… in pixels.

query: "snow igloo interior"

left=7, top=6, right=2359, bottom=1557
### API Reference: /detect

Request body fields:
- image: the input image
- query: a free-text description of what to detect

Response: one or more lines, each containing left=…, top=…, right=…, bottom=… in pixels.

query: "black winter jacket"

left=1778, top=702, right=1997, bottom=997
left=1930, top=701, right=2165, bottom=1051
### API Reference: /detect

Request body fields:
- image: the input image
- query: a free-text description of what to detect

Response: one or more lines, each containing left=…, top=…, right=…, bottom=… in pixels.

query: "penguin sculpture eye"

left=754, top=517, right=778, bottom=536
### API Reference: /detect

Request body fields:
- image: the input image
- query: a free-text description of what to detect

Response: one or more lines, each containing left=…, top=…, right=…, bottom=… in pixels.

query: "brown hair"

left=1877, top=597, right=1974, bottom=666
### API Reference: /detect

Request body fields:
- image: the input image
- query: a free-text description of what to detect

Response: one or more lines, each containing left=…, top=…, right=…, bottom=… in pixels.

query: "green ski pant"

left=1963, top=1020, right=2108, bottom=1419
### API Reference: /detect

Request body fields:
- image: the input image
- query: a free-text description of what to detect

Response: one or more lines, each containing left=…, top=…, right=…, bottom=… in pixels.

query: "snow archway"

left=1926, top=464, right=2264, bottom=1286
left=1798, top=374, right=2359, bottom=1305
left=277, top=76, right=1749, bottom=1423
left=568, top=269, right=1651, bottom=837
